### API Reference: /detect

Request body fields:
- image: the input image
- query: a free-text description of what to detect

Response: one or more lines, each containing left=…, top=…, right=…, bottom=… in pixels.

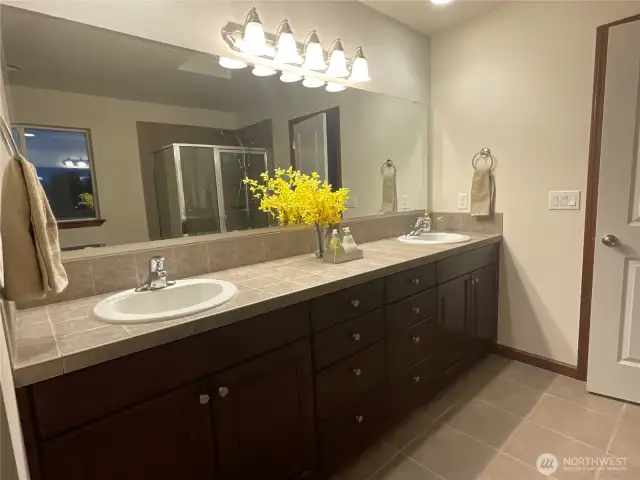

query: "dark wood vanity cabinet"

left=18, top=242, right=500, bottom=480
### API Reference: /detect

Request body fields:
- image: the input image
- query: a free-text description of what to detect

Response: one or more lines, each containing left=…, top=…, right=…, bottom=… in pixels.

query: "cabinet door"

left=41, top=381, right=216, bottom=480
left=211, top=340, right=315, bottom=480
left=438, top=275, right=471, bottom=368
left=472, top=264, right=499, bottom=349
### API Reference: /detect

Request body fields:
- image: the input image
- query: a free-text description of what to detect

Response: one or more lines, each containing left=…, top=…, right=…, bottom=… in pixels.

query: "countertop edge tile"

left=13, top=234, right=501, bottom=386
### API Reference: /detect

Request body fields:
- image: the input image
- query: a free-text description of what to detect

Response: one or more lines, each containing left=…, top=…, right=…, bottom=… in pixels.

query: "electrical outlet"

left=400, top=194, right=409, bottom=211
left=345, top=195, right=358, bottom=209
left=457, top=192, right=469, bottom=211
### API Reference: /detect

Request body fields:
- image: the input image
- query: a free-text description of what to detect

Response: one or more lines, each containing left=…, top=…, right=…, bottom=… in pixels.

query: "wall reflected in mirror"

left=2, top=6, right=427, bottom=250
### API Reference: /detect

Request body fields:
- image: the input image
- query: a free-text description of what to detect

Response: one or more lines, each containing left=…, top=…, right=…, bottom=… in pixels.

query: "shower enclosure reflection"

left=152, top=144, right=272, bottom=239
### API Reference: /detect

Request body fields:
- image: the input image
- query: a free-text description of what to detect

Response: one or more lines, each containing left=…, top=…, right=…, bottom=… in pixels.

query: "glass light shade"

left=326, top=82, right=347, bottom=93
left=302, top=42, right=327, bottom=71
left=76, top=161, right=89, bottom=168
left=252, top=65, right=277, bottom=77
left=302, top=77, right=325, bottom=88
left=275, top=32, right=301, bottom=64
left=280, top=72, right=303, bottom=83
left=326, top=49, right=349, bottom=78
left=219, top=57, right=248, bottom=69
left=349, top=56, right=370, bottom=82
left=243, top=21, right=267, bottom=55
left=63, top=160, right=74, bottom=167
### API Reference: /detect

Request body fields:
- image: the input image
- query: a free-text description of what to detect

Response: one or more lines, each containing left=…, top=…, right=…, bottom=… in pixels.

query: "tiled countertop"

left=13, top=234, right=501, bottom=387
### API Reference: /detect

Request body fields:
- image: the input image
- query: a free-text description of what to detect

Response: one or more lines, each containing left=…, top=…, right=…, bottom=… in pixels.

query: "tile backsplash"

left=16, top=210, right=502, bottom=309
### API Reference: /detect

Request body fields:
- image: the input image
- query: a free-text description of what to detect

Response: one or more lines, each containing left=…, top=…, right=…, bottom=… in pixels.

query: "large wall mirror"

left=2, top=6, right=427, bottom=251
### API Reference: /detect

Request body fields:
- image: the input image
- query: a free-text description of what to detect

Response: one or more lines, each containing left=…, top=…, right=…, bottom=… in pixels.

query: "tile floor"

left=335, top=356, right=640, bottom=480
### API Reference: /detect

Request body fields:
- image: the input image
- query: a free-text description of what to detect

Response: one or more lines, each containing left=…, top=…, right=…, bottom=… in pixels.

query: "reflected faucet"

left=136, top=256, right=176, bottom=292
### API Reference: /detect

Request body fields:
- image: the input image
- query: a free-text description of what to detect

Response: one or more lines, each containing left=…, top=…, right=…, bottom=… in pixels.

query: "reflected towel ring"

left=472, top=148, right=494, bottom=171
left=381, top=159, right=396, bottom=175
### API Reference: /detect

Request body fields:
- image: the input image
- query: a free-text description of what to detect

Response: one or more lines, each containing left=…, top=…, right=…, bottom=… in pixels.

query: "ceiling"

left=1, top=6, right=275, bottom=113
left=363, top=0, right=506, bottom=35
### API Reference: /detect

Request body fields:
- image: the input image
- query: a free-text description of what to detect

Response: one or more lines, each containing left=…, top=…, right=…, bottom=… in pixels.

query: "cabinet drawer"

left=32, top=302, right=310, bottom=439
left=386, top=263, right=436, bottom=304
left=313, top=309, right=384, bottom=371
left=389, top=356, right=443, bottom=414
left=388, top=316, right=439, bottom=375
left=318, top=386, right=388, bottom=473
left=437, top=244, right=498, bottom=284
left=386, top=288, right=437, bottom=332
left=310, top=279, right=384, bottom=331
left=315, top=342, right=385, bottom=420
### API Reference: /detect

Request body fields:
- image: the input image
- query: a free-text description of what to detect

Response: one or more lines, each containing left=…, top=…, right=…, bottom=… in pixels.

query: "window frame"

left=13, top=124, right=103, bottom=227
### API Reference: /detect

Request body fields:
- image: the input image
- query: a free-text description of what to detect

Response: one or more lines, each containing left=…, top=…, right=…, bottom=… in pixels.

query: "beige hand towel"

left=380, top=164, right=397, bottom=213
left=1, top=119, right=68, bottom=301
left=470, top=168, right=495, bottom=217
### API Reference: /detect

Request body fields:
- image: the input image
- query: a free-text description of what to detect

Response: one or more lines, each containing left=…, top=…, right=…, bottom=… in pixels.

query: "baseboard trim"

left=492, top=344, right=579, bottom=379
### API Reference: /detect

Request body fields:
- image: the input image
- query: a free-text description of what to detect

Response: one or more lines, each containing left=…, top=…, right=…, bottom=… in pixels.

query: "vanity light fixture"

left=325, top=39, right=349, bottom=78
left=301, top=30, right=327, bottom=71
left=348, top=46, right=371, bottom=82
left=326, top=82, right=347, bottom=93
left=242, top=7, right=268, bottom=56
left=274, top=19, right=302, bottom=64
left=302, top=77, right=325, bottom=88
left=63, top=160, right=75, bottom=167
left=280, top=72, right=303, bottom=83
left=76, top=160, right=89, bottom=168
left=252, top=65, right=277, bottom=77
left=218, top=56, right=248, bottom=69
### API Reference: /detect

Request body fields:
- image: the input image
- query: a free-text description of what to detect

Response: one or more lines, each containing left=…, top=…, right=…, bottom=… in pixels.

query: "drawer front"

left=314, top=309, right=385, bottom=371
left=437, top=244, right=498, bottom=284
left=386, top=288, right=437, bottom=333
left=311, top=279, right=385, bottom=331
left=389, top=356, right=443, bottom=414
left=388, top=316, right=439, bottom=375
left=32, top=302, right=310, bottom=439
left=318, top=386, right=388, bottom=473
left=315, top=342, right=385, bottom=420
left=386, top=263, right=436, bottom=304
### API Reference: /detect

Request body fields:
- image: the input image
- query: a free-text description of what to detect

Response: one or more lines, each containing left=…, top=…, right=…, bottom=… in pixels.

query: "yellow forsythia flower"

left=243, top=167, right=349, bottom=228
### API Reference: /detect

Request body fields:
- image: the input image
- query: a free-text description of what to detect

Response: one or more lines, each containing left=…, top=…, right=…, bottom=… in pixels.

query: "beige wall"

left=10, top=86, right=237, bottom=248
left=238, top=86, right=428, bottom=218
left=430, top=2, right=640, bottom=365
left=4, top=1, right=430, bottom=104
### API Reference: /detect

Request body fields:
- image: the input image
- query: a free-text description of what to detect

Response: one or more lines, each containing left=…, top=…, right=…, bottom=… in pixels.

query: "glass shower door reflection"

left=177, top=145, right=221, bottom=236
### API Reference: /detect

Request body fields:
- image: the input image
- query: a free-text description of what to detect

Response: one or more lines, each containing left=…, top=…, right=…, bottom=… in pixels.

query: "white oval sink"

left=398, top=232, right=472, bottom=245
left=92, top=279, right=237, bottom=324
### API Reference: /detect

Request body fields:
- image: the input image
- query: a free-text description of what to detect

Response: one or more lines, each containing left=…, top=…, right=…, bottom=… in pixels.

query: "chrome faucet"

left=135, top=256, right=175, bottom=292
left=407, top=212, right=431, bottom=237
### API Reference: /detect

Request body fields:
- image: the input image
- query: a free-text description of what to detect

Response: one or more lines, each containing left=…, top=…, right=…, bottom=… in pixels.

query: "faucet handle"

left=150, top=256, right=165, bottom=272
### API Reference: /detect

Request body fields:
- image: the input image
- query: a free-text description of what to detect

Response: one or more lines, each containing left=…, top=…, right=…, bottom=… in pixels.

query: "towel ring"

left=472, top=148, right=494, bottom=171
left=381, top=159, right=396, bottom=175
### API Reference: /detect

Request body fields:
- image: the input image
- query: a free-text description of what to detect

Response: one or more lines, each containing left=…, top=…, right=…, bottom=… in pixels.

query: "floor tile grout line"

left=604, top=404, right=625, bottom=456
left=393, top=448, right=447, bottom=480
left=541, top=391, right=626, bottom=421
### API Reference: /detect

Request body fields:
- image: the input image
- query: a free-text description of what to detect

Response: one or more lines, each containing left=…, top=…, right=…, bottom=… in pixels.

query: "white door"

left=588, top=19, right=640, bottom=403
left=293, top=113, right=328, bottom=181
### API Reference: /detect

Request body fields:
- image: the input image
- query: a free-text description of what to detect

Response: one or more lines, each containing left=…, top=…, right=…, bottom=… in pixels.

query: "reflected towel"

left=1, top=152, right=68, bottom=301
left=380, top=166, right=397, bottom=213
left=470, top=168, right=495, bottom=217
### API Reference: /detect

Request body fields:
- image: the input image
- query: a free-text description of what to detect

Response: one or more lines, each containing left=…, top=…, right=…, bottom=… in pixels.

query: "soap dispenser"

left=342, top=227, right=358, bottom=253
left=328, top=229, right=345, bottom=255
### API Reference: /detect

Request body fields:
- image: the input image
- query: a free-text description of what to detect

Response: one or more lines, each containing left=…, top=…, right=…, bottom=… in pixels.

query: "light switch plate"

left=400, top=194, right=409, bottom=211
left=549, top=190, right=580, bottom=210
left=458, top=192, right=469, bottom=211
left=346, top=195, right=358, bottom=209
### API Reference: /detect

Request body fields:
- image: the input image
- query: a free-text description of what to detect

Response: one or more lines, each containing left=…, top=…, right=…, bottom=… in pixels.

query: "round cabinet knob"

left=353, top=368, right=362, bottom=376
left=602, top=234, right=619, bottom=247
left=218, top=386, right=229, bottom=398
left=355, top=415, right=364, bottom=423
left=474, top=278, right=480, bottom=285
left=352, top=333, right=361, bottom=341
left=412, top=336, right=421, bottom=343
left=412, top=278, right=420, bottom=285
left=412, top=307, right=421, bottom=315
left=351, top=299, right=360, bottom=308
left=412, top=376, right=421, bottom=383
left=199, top=394, right=210, bottom=405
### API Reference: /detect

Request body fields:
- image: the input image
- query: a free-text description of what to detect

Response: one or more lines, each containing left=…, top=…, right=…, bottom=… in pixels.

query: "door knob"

left=602, top=235, right=619, bottom=247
